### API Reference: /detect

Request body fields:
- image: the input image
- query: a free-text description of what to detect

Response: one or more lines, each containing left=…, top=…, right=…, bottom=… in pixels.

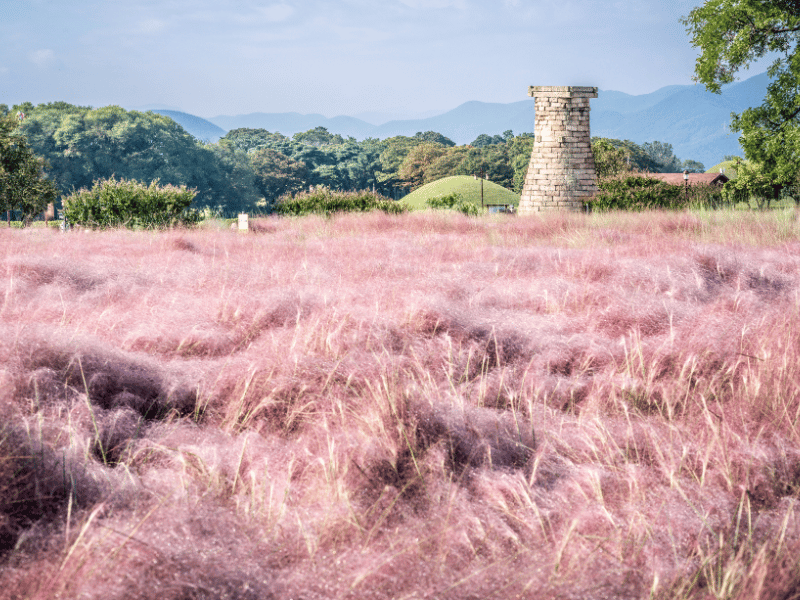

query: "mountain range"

left=155, top=72, right=773, bottom=168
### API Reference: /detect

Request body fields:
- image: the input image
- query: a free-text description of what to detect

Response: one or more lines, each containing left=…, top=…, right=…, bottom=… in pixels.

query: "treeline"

left=6, top=102, right=259, bottom=216
left=591, top=138, right=705, bottom=177
left=217, top=127, right=534, bottom=203
left=3, top=101, right=705, bottom=217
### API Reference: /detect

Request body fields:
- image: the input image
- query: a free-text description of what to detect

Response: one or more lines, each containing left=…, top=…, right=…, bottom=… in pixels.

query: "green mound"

left=402, top=176, right=519, bottom=211
left=706, top=159, right=743, bottom=179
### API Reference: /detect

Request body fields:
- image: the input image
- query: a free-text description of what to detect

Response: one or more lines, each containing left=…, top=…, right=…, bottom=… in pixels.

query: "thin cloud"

left=29, top=49, right=55, bottom=68
left=187, top=3, right=296, bottom=26
left=397, top=0, right=467, bottom=9
left=137, top=18, right=167, bottom=34
left=256, top=3, right=295, bottom=22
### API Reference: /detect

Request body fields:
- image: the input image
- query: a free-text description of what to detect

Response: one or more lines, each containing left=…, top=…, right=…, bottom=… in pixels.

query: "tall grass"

left=2, top=209, right=800, bottom=599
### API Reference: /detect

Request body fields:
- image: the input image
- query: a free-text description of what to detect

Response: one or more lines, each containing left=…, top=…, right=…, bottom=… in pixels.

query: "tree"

left=592, top=138, right=632, bottom=178
left=508, top=133, right=534, bottom=192
left=425, top=147, right=471, bottom=183
left=683, top=1, right=800, bottom=185
left=397, top=143, right=449, bottom=189
left=642, top=141, right=682, bottom=172
left=14, top=103, right=258, bottom=214
left=721, top=160, right=784, bottom=208
left=589, top=137, right=675, bottom=173
left=681, top=159, right=706, bottom=173
left=292, top=126, right=345, bottom=147
left=0, top=114, right=58, bottom=225
left=413, top=131, right=455, bottom=147
left=470, top=133, right=507, bottom=148
left=62, top=177, right=198, bottom=229
left=250, top=148, right=309, bottom=205
left=208, top=141, right=262, bottom=213
left=219, top=128, right=288, bottom=153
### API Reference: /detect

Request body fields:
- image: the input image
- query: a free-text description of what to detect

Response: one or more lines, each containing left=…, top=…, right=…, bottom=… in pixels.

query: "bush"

left=425, top=192, right=480, bottom=216
left=62, top=178, right=200, bottom=229
left=274, top=187, right=407, bottom=217
left=588, top=175, right=723, bottom=211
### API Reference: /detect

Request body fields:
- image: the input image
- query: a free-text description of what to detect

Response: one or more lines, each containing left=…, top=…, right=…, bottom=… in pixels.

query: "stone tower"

left=519, top=86, right=598, bottom=214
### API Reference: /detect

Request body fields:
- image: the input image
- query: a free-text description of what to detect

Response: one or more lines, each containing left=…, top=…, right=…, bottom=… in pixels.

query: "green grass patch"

left=402, top=176, right=519, bottom=211
left=706, top=159, right=741, bottom=178
left=0, top=220, right=61, bottom=229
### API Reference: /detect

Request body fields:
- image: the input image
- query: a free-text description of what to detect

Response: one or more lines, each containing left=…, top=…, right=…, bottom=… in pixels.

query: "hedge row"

left=588, top=175, right=723, bottom=211
left=63, top=178, right=200, bottom=229
left=274, top=188, right=407, bottom=217
left=425, top=193, right=480, bottom=216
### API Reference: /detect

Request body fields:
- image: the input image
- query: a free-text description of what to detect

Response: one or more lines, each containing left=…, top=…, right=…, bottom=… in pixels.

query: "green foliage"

left=397, top=143, right=450, bottom=189
left=14, top=103, right=259, bottom=215
left=0, top=114, right=58, bottom=224
left=398, top=143, right=515, bottom=191
left=219, top=128, right=288, bottom=153
left=590, top=175, right=723, bottom=211
left=273, top=187, right=407, bottom=217
left=425, top=192, right=480, bottom=216
left=508, top=133, right=534, bottom=193
left=207, top=143, right=262, bottom=214
left=642, top=141, right=682, bottom=172
left=683, top=1, right=800, bottom=189
left=682, top=159, right=706, bottom=173
left=590, top=137, right=663, bottom=173
left=413, top=131, right=455, bottom=146
left=592, top=138, right=632, bottom=178
left=223, top=128, right=388, bottom=199
left=375, top=136, right=423, bottom=190
left=62, top=177, right=199, bottom=229
left=682, top=1, right=800, bottom=94
left=592, top=137, right=704, bottom=176
left=292, top=126, right=345, bottom=147
left=722, top=161, right=784, bottom=208
left=250, top=148, right=309, bottom=207
left=470, top=133, right=506, bottom=147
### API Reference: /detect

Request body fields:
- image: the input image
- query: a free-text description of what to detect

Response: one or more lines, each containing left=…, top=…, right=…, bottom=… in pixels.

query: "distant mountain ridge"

left=160, top=73, right=773, bottom=167
left=152, top=110, right=226, bottom=143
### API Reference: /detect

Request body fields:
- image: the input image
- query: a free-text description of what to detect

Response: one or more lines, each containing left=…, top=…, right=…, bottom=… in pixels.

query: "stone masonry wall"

left=519, top=86, right=598, bottom=214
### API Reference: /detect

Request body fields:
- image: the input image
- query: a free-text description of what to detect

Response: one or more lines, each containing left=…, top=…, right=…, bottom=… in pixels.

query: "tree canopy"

left=589, top=138, right=703, bottom=175
left=5, top=101, right=710, bottom=214
left=15, top=103, right=258, bottom=213
left=683, top=1, right=800, bottom=184
left=0, top=111, right=58, bottom=224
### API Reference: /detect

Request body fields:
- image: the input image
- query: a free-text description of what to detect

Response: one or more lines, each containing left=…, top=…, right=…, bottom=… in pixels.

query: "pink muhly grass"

left=2, top=211, right=800, bottom=599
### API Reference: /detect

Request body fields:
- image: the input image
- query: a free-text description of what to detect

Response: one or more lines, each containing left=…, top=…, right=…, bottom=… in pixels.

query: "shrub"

left=425, top=192, right=480, bottom=216
left=274, top=187, right=407, bottom=217
left=62, top=177, right=200, bottom=229
left=589, top=175, right=723, bottom=211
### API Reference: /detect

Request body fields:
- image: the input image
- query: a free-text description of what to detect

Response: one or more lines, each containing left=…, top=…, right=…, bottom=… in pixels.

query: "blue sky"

left=0, top=0, right=767, bottom=121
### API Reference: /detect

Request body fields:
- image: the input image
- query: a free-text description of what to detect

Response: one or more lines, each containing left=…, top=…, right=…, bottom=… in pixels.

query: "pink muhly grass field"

left=2, top=209, right=800, bottom=599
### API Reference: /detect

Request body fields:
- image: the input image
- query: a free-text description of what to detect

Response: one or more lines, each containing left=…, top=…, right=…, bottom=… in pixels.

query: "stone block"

left=521, top=84, right=598, bottom=214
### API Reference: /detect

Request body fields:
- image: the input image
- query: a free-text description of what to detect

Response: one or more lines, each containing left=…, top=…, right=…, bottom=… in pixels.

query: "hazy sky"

left=0, top=0, right=760, bottom=120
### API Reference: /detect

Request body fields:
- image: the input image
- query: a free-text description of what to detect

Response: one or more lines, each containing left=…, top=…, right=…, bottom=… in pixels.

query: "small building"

left=638, top=172, right=730, bottom=187
left=485, top=204, right=516, bottom=214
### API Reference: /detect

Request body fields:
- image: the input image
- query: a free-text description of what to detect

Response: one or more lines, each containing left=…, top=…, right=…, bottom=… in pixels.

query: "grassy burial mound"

left=4, top=209, right=800, bottom=599
left=402, top=175, right=520, bottom=210
left=707, top=159, right=741, bottom=178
